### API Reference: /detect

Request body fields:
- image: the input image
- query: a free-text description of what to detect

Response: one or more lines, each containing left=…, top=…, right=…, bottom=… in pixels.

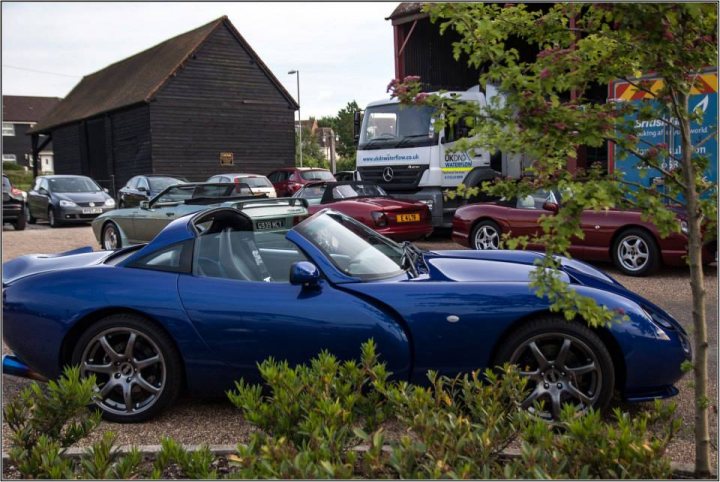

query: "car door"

left=29, top=178, right=51, bottom=220
left=133, top=177, right=151, bottom=206
left=176, top=227, right=411, bottom=385
left=120, top=177, right=138, bottom=207
left=269, top=171, right=289, bottom=196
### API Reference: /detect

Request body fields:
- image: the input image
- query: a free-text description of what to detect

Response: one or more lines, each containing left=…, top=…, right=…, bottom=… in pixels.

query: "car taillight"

left=11, top=188, right=23, bottom=197
left=288, top=182, right=302, bottom=193
left=371, top=211, right=388, bottom=227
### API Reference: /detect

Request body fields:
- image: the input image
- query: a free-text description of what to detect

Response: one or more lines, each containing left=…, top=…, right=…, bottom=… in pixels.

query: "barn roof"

left=31, top=16, right=298, bottom=134
left=2, top=96, right=62, bottom=123
left=387, top=3, right=427, bottom=24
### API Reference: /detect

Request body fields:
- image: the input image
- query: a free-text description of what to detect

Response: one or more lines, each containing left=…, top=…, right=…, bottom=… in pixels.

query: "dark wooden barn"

left=29, top=16, right=298, bottom=191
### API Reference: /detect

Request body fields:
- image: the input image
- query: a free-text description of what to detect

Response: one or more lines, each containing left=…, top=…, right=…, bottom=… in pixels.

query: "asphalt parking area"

left=1, top=224, right=717, bottom=467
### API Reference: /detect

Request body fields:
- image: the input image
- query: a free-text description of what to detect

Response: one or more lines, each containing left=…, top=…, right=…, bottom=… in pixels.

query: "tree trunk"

left=677, top=90, right=711, bottom=478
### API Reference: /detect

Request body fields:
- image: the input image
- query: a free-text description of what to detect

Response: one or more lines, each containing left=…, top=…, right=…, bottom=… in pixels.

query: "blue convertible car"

left=3, top=208, right=690, bottom=422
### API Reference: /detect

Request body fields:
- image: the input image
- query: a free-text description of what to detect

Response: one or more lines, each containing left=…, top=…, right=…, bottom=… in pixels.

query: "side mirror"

left=353, top=111, right=363, bottom=145
left=543, top=201, right=559, bottom=213
left=139, top=200, right=150, bottom=210
left=289, top=261, right=320, bottom=288
left=38, top=187, right=48, bottom=195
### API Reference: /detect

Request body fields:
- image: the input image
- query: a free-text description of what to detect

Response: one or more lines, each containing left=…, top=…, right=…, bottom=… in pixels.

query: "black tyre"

left=26, top=205, right=36, bottom=224
left=102, top=222, right=122, bottom=250
left=612, top=228, right=659, bottom=276
left=71, top=314, right=183, bottom=423
left=48, top=207, right=60, bottom=228
left=471, top=220, right=501, bottom=250
left=14, top=210, right=26, bottom=231
left=495, top=316, right=615, bottom=420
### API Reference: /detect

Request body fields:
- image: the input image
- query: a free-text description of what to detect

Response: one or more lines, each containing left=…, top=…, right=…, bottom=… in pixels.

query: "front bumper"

left=58, top=205, right=114, bottom=223
left=3, top=202, right=24, bottom=221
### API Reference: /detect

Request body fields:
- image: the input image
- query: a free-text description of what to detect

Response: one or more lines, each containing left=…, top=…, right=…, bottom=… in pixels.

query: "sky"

left=1, top=2, right=397, bottom=118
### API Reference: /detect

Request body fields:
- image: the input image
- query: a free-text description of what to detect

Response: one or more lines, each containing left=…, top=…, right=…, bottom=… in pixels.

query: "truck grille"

left=358, top=165, right=427, bottom=191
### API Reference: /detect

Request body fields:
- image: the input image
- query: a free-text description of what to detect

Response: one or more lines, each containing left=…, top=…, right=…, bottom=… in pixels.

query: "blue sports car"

left=2, top=208, right=690, bottom=423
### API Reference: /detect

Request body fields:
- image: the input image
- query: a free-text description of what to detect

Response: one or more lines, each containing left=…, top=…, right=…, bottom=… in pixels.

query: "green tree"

left=296, top=124, right=328, bottom=169
left=390, top=3, right=716, bottom=476
left=317, top=101, right=361, bottom=169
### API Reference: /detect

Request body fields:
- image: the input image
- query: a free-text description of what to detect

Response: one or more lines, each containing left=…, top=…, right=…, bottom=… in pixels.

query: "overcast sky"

left=1, top=2, right=397, bottom=118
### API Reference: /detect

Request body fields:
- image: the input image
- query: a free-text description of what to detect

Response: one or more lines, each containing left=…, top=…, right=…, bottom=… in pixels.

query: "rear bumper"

left=378, top=224, right=434, bottom=242
left=3, top=202, right=24, bottom=221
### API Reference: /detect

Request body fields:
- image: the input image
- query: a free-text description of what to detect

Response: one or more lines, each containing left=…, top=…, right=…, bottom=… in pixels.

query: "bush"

left=3, top=162, right=25, bottom=171
left=4, top=169, right=33, bottom=191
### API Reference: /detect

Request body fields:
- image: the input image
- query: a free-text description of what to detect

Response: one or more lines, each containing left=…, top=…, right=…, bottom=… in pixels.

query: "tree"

left=390, top=3, right=716, bottom=476
left=317, top=101, right=361, bottom=167
left=296, top=123, right=328, bottom=169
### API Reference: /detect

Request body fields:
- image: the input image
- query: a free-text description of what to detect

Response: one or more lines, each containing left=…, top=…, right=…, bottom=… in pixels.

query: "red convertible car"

left=293, top=181, right=433, bottom=241
left=452, top=189, right=716, bottom=276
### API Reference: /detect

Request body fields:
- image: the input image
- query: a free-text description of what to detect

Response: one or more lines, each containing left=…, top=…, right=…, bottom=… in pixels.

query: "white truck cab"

left=356, top=86, right=524, bottom=227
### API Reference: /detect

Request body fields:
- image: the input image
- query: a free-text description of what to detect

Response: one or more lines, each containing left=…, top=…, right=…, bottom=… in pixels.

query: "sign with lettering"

left=220, top=152, right=234, bottom=166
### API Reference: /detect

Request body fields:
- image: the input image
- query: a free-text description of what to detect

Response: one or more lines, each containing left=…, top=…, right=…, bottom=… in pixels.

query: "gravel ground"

left=1, top=222, right=717, bottom=469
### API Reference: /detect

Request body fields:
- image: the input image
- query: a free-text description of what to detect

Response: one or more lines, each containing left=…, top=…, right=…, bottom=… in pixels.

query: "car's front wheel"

left=48, top=207, right=60, bottom=228
left=102, top=222, right=122, bottom=250
left=72, top=314, right=182, bottom=423
left=471, top=220, right=501, bottom=250
left=495, top=317, right=614, bottom=420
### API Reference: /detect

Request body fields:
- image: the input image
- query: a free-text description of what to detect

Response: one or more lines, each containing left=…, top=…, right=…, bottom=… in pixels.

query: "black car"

left=2, top=175, right=26, bottom=230
left=117, top=175, right=187, bottom=208
left=27, top=175, right=116, bottom=228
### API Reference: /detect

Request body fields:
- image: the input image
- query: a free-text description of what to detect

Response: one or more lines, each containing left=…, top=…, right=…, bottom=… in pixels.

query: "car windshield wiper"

left=399, top=241, right=427, bottom=278
left=395, top=134, right=431, bottom=148
left=361, top=136, right=398, bottom=148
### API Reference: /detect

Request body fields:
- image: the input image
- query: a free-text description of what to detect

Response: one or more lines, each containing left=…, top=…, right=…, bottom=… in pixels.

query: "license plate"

left=396, top=213, right=420, bottom=223
left=82, top=208, right=103, bottom=214
left=256, top=219, right=284, bottom=230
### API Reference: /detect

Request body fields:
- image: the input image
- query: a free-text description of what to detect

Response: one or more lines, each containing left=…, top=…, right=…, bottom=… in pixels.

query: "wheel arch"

left=101, top=218, right=130, bottom=248
left=490, top=310, right=626, bottom=393
left=60, top=307, right=187, bottom=388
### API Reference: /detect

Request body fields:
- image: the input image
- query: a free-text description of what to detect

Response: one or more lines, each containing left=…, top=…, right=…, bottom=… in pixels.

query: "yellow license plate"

left=396, top=213, right=420, bottom=223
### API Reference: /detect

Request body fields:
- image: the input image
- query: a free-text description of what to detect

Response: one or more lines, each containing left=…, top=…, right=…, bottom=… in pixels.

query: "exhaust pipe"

left=2, top=354, right=47, bottom=382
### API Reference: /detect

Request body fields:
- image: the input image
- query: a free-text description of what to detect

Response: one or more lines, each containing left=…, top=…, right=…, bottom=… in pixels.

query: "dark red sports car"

left=267, top=167, right=336, bottom=197
left=293, top=181, right=433, bottom=241
left=452, top=189, right=716, bottom=276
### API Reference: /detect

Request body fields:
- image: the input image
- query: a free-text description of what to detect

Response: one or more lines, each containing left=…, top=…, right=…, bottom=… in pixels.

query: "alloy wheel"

left=80, top=328, right=166, bottom=417
left=509, top=333, right=602, bottom=420
left=103, top=224, right=119, bottom=250
left=474, top=225, right=500, bottom=250
left=616, top=235, right=649, bottom=272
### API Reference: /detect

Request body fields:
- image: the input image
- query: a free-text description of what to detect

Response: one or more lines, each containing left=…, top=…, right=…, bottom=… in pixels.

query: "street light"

left=288, top=69, right=302, bottom=167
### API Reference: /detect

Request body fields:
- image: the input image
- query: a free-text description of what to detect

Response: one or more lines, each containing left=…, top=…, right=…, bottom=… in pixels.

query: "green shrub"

left=3, top=162, right=25, bottom=171
left=4, top=168, right=34, bottom=191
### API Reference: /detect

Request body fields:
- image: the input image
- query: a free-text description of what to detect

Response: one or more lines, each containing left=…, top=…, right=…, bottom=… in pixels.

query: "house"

left=2, top=95, right=61, bottom=172
left=29, top=16, right=298, bottom=191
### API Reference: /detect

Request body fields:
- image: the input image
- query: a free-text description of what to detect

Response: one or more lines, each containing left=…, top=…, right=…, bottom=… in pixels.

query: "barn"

left=29, top=16, right=298, bottom=191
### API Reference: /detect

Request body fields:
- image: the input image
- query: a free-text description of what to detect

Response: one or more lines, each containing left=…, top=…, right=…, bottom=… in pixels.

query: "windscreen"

left=48, top=177, right=101, bottom=193
left=148, top=177, right=185, bottom=191
left=358, top=103, right=436, bottom=149
left=238, top=176, right=273, bottom=188
left=300, top=170, right=335, bottom=181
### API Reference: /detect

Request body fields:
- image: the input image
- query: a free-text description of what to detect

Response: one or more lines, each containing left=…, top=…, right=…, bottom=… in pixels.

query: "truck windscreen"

left=358, top=104, right=436, bottom=149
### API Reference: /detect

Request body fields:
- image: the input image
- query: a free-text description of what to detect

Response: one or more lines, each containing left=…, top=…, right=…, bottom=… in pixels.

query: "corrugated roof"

left=31, top=16, right=297, bottom=134
left=2, top=96, right=62, bottom=123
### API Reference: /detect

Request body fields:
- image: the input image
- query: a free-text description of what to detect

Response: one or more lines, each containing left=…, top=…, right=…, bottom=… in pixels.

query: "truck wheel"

left=612, top=228, right=659, bottom=276
left=471, top=220, right=501, bottom=250
left=72, top=314, right=183, bottom=423
left=495, top=316, right=615, bottom=420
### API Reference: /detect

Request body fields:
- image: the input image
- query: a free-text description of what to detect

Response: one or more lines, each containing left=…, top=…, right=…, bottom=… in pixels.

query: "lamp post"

left=288, top=69, right=302, bottom=167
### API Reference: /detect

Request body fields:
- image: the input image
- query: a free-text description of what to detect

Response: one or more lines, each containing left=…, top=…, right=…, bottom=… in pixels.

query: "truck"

left=355, top=85, right=529, bottom=228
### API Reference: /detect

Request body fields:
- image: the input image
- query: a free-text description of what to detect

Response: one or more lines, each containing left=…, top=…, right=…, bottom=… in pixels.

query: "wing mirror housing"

left=353, top=110, right=363, bottom=145
left=139, top=200, right=150, bottom=210
left=543, top=201, right=559, bottom=213
left=290, top=261, right=320, bottom=288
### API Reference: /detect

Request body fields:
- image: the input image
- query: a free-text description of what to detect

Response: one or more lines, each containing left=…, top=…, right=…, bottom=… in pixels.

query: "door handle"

left=166, top=212, right=174, bottom=217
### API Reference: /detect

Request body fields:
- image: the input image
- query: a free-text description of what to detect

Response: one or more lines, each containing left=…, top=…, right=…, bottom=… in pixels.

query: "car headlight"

left=59, top=200, right=77, bottom=207
left=104, top=199, right=116, bottom=207
left=680, top=220, right=688, bottom=235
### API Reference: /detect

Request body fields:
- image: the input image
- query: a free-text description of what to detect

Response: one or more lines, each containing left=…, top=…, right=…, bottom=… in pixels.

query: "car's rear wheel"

left=48, top=207, right=60, bottom=228
left=612, top=228, right=659, bottom=276
left=495, top=317, right=614, bottom=420
left=102, top=222, right=122, bottom=250
left=14, top=209, right=26, bottom=231
left=72, top=314, right=182, bottom=423
left=471, top=220, right=501, bottom=250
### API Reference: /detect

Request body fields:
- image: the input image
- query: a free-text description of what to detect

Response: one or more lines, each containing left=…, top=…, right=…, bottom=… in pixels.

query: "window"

left=125, top=177, right=139, bottom=189
left=129, top=240, right=193, bottom=273
left=2, top=123, right=15, bottom=136
left=516, top=190, right=558, bottom=210
left=2, top=154, right=17, bottom=163
left=137, top=177, right=150, bottom=191
left=300, top=170, right=335, bottom=181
